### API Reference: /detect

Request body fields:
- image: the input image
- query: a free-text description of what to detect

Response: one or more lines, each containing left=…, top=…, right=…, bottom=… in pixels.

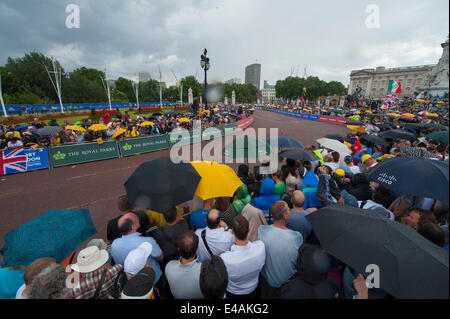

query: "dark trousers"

left=226, top=288, right=257, bottom=300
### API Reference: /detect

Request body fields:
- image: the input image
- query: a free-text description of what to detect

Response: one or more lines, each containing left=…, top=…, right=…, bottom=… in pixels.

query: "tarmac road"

left=0, top=110, right=349, bottom=255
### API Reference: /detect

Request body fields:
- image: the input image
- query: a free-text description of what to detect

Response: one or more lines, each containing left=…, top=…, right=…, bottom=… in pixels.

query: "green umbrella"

left=426, top=131, right=449, bottom=143
left=421, top=123, right=449, bottom=131
left=223, top=136, right=273, bottom=159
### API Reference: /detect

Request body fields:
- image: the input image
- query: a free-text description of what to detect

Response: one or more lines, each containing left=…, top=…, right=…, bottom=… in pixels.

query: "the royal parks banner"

left=118, top=135, right=169, bottom=157
left=48, top=141, right=120, bottom=167
left=1, top=148, right=49, bottom=176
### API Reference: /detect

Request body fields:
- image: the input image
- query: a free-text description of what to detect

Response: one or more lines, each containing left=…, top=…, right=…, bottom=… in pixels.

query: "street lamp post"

left=200, top=49, right=210, bottom=110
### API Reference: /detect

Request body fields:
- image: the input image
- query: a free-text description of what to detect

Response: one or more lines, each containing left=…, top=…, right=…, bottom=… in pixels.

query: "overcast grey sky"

left=0, top=0, right=448, bottom=87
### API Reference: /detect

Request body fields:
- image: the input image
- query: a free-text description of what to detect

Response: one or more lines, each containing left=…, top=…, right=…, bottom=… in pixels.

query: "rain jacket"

left=277, top=244, right=343, bottom=299
left=251, top=178, right=281, bottom=212
left=302, top=171, right=322, bottom=209
left=346, top=173, right=372, bottom=201
left=232, top=184, right=252, bottom=215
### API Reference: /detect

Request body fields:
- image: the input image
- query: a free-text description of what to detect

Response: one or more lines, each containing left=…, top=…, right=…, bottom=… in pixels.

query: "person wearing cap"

left=361, top=154, right=378, bottom=173
left=341, top=155, right=361, bottom=175
left=69, top=246, right=123, bottom=299
left=124, top=242, right=153, bottom=280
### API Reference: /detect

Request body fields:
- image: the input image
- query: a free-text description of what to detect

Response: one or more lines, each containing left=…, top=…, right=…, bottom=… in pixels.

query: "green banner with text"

left=48, top=141, right=120, bottom=168
left=118, top=135, right=169, bottom=157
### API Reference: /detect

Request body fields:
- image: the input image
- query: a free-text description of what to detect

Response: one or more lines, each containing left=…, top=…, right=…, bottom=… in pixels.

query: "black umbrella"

left=379, top=129, right=417, bottom=142
left=398, top=146, right=440, bottom=159
left=279, top=149, right=320, bottom=162
left=324, top=134, right=346, bottom=143
left=368, top=156, right=449, bottom=202
left=152, top=112, right=163, bottom=116
left=375, top=123, right=392, bottom=131
left=345, top=120, right=364, bottom=126
left=359, top=135, right=389, bottom=147
left=124, top=157, right=201, bottom=212
left=36, top=126, right=63, bottom=136
left=306, top=204, right=449, bottom=299
left=267, top=136, right=304, bottom=149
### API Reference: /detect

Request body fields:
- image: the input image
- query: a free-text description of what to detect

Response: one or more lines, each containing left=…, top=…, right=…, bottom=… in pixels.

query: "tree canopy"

left=275, top=76, right=347, bottom=101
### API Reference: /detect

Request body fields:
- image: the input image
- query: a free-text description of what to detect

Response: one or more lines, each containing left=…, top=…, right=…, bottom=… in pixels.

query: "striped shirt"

left=69, top=265, right=123, bottom=299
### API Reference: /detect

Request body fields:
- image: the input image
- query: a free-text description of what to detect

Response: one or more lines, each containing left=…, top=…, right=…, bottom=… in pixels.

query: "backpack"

left=111, top=269, right=128, bottom=299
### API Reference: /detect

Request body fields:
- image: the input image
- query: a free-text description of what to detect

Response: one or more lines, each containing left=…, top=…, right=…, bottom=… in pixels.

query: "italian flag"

left=388, top=80, right=402, bottom=94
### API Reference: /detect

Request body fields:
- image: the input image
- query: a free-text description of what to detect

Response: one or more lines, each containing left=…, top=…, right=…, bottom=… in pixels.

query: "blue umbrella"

left=368, top=157, right=449, bottom=202
left=166, top=110, right=174, bottom=114
left=267, top=136, right=304, bottom=149
left=1, top=210, right=97, bottom=267
left=14, top=125, right=29, bottom=131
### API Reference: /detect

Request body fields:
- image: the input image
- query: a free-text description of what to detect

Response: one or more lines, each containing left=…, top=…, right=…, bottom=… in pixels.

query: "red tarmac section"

left=0, top=111, right=349, bottom=253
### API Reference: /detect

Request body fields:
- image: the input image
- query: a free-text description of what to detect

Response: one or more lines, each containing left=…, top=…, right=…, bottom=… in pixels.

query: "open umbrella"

left=152, top=112, right=163, bottom=116
left=267, top=136, right=304, bottom=149
left=426, top=131, right=449, bottom=143
left=178, top=118, right=191, bottom=123
left=324, top=134, right=346, bottom=143
left=306, top=204, right=449, bottom=299
left=223, top=136, right=273, bottom=159
left=316, top=138, right=351, bottom=155
left=166, top=110, right=174, bottom=114
left=397, top=146, right=440, bottom=159
left=124, top=157, right=201, bottom=212
left=36, top=126, right=63, bottom=136
left=379, top=129, right=416, bottom=142
left=112, top=129, right=127, bottom=138
left=345, top=121, right=364, bottom=126
left=140, top=121, right=155, bottom=126
left=368, top=156, right=449, bottom=202
left=0, top=210, right=97, bottom=267
left=420, top=123, right=448, bottom=131
left=347, top=125, right=366, bottom=134
left=279, top=149, right=320, bottom=162
left=88, top=124, right=108, bottom=131
left=359, top=135, right=389, bottom=147
left=190, top=161, right=243, bottom=200
left=65, top=125, right=86, bottom=132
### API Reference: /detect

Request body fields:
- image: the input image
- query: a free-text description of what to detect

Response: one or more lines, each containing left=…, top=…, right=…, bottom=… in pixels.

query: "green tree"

left=181, top=76, right=202, bottom=99
left=115, top=77, right=135, bottom=102
left=111, top=88, right=129, bottom=102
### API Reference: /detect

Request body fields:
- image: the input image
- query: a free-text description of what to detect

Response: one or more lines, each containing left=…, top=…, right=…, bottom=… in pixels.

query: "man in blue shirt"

left=286, top=191, right=317, bottom=241
left=189, top=198, right=214, bottom=230
left=111, top=213, right=164, bottom=284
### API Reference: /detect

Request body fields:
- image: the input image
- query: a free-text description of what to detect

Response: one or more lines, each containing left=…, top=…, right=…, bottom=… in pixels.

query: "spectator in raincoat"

left=251, top=178, right=281, bottom=212
left=232, top=184, right=252, bottom=215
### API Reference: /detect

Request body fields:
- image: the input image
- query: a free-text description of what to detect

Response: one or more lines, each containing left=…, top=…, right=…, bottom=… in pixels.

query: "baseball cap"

left=121, top=268, right=156, bottom=299
left=124, top=242, right=153, bottom=277
left=335, top=169, right=345, bottom=177
left=362, top=154, right=372, bottom=163
left=344, top=155, right=353, bottom=164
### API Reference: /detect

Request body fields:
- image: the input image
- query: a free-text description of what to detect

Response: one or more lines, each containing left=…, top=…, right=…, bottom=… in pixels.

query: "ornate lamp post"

left=200, top=49, right=210, bottom=110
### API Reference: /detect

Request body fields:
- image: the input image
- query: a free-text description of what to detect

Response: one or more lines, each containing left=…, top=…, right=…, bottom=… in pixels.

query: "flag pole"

left=0, top=70, right=7, bottom=118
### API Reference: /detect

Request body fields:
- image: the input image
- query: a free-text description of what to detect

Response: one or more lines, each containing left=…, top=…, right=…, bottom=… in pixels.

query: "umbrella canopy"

left=420, top=123, right=448, bottom=131
left=426, top=131, right=449, bottom=143
left=36, top=126, right=63, bottom=136
left=398, top=146, right=440, bottom=159
left=152, top=112, right=163, bottom=116
left=1, top=209, right=97, bottom=267
left=140, top=121, right=155, bottom=126
left=65, top=125, right=86, bottom=132
left=402, top=113, right=415, bottom=118
left=347, top=125, right=366, bottom=133
left=316, top=138, right=351, bottom=155
left=190, top=161, right=243, bottom=200
left=359, top=135, right=389, bottom=147
left=112, top=129, right=126, bottom=138
left=386, top=113, right=400, bottom=117
left=306, top=204, right=449, bottom=299
left=14, top=125, right=29, bottom=131
left=223, top=136, right=273, bottom=159
left=124, top=157, right=201, bottom=212
left=379, top=129, right=416, bottom=142
left=88, top=124, right=108, bottom=131
left=279, top=149, right=320, bottom=162
left=267, top=136, right=304, bottom=149
left=324, top=134, right=346, bottom=143
left=345, top=120, right=364, bottom=126
left=178, top=118, right=191, bottom=123
left=368, top=156, right=449, bottom=202
left=427, top=113, right=439, bottom=118
left=166, top=110, right=174, bottom=114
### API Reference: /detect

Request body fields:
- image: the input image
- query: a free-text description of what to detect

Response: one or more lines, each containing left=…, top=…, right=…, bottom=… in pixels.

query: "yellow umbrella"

left=140, top=121, right=155, bottom=126
left=427, top=113, right=439, bottom=117
left=248, top=108, right=255, bottom=111
left=387, top=113, right=400, bottom=117
left=213, top=108, right=220, bottom=111
left=365, top=110, right=373, bottom=114
left=88, top=124, right=108, bottom=131
left=65, top=125, right=86, bottom=132
left=178, top=118, right=191, bottom=123
left=437, top=101, right=445, bottom=104
left=416, top=99, right=425, bottom=103
left=401, top=113, right=415, bottom=118
left=347, top=125, right=366, bottom=133
left=202, top=110, right=211, bottom=114
left=112, top=129, right=126, bottom=138
left=354, top=111, right=361, bottom=114
left=190, top=161, right=243, bottom=200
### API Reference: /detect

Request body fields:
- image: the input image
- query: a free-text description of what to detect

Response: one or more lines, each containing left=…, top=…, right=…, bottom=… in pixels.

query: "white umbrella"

left=316, top=138, right=351, bottom=155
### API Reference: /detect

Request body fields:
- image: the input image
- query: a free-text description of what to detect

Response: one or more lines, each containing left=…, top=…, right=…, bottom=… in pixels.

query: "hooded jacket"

left=238, top=164, right=258, bottom=197
left=277, top=244, right=343, bottom=299
left=251, top=178, right=281, bottom=212
left=346, top=173, right=372, bottom=201
left=232, top=184, right=252, bottom=215
left=302, top=171, right=322, bottom=209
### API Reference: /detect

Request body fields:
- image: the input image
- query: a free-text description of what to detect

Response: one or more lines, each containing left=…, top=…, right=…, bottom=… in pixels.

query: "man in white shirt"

left=7, top=137, right=23, bottom=149
left=342, top=155, right=361, bottom=175
left=220, top=215, right=266, bottom=299
left=195, top=209, right=235, bottom=262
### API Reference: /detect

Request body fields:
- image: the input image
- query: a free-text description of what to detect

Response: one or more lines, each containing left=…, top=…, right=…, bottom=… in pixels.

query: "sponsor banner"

left=236, top=116, right=255, bottom=130
left=318, top=116, right=348, bottom=125
left=118, top=135, right=169, bottom=157
left=222, top=123, right=238, bottom=136
left=202, top=127, right=223, bottom=141
left=1, top=147, right=49, bottom=176
left=48, top=141, right=119, bottom=168
left=169, top=129, right=202, bottom=146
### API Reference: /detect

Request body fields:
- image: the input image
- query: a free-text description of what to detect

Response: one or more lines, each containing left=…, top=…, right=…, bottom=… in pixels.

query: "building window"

left=417, top=78, right=422, bottom=84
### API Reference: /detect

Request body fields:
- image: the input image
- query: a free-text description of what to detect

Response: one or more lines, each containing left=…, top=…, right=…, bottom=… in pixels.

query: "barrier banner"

left=48, top=141, right=119, bottom=167
left=1, top=147, right=49, bottom=176
left=202, top=127, right=223, bottom=141
left=236, top=116, right=255, bottom=130
left=222, top=123, right=238, bottom=136
left=318, top=116, right=348, bottom=125
left=118, top=135, right=169, bottom=157
left=169, top=129, right=202, bottom=147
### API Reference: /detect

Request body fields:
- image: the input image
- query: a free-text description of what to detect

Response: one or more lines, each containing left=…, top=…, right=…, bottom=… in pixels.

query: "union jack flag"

left=0, top=148, right=27, bottom=176
left=382, top=91, right=398, bottom=109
